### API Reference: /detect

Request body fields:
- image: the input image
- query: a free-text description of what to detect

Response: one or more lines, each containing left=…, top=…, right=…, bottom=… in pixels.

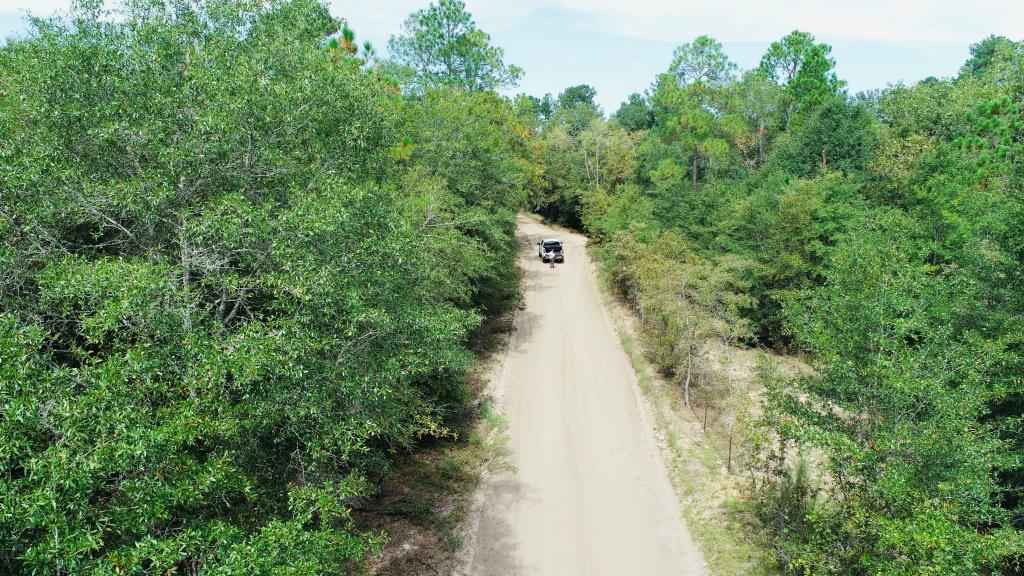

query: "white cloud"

left=0, top=0, right=72, bottom=12
left=332, top=1, right=547, bottom=44
left=332, top=0, right=1024, bottom=48
left=7, top=0, right=1021, bottom=48
left=534, top=0, right=1024, bottom=46
left=331, top=1, right=419, bottom=39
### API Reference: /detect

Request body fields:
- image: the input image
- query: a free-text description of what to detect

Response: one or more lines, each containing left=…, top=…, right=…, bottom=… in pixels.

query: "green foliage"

left=547, top=84, right=603, bottom=135
left=667, top=89, right=730, bottom=188
left=324, top=23, right=378, bottom=68
left=876, top=77, right=1001, bottom=141
left=769, top=96, right=879, bottom=177
left=387, top=0, right=523, bottom=93
left=514, top=93, right=552, bottom=130
left=720, top=71, right=784, bottom=169
left=0, top=0, right=530, bottom=572
left=759, top=31, right=844, bottom=116
left=594, top=227, right=752, bottom=408
left=669, top=35, right=738, bottom=87
left=961, top=34, right=1022, bottom=77
left=613, top=92, right=655, bottom=132
left=526, top=86, right=635, bottom=226
left=556, top=84, right=598, bottom=109
left=720, top=173, right=864, bottom=344
left=760, top=211, right=1024, bottom=573
left=527, top=26, right=1024, bottom=576
left=580, top=184, right=657, bottom=244
left=402, top=87, right=531, bottom=309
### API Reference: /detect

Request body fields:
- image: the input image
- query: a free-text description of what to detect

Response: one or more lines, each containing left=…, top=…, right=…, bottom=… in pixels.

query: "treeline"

left=525, top=33, right=1024, bottom=574
left=0, top=0, right=531, bottom=573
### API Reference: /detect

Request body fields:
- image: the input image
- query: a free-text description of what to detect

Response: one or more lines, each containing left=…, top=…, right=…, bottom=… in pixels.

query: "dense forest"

left=0, top=0, right=531, bottom=573
left=3, top=0, right=1024, bottom=574
left=526, top=30, right=1024, bottom=575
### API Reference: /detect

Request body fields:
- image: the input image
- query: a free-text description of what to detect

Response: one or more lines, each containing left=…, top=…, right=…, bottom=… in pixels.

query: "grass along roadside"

left=354, top=313, right=515, bottom=576
left=599, top=274, right=781, bottom=575
left=354, top=391, right=511, bottom=575
left=355, top=403, right=509, bottom=575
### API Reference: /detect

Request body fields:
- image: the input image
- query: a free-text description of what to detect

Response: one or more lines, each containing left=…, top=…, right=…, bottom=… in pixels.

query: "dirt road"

left=467, top=216, right=706, bottom=575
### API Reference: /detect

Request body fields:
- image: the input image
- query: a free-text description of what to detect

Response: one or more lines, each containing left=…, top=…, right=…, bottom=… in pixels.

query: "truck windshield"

left=544, top=243, right=561, bottom=251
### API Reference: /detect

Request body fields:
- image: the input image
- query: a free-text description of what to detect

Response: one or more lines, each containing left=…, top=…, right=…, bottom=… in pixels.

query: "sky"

left=1, top=0, right=1022, bottom=113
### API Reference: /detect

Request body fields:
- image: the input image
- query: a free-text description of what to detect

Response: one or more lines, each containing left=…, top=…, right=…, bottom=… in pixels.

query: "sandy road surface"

left=468, top=216, right=706, bottom=576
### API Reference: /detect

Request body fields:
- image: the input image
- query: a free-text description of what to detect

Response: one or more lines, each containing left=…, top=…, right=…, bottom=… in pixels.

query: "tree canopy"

left=962, top=34, right=1021, bottom=76
left=759, top=30, right=844, bottom=113
left=388, top=0, right=523, bottom=92
left=669, top=35, right=737, bottom=87
left=525, top=30, right=1024, bottom=575
left=613, top=92, right=655, bottom=132
left=0, top=0, right=532, bottom=573
left=4, top=2, right=1024, bottom=573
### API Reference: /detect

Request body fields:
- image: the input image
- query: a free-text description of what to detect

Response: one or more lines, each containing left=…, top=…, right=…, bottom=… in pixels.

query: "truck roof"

left=542, top=238, right=562, bottom=244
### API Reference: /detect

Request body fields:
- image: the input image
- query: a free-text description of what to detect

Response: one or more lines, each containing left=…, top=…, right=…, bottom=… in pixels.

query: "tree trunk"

left=703, top=394, right=709, bottom=432
left=691, top=152, right=698, bottom=192
left=727, top=434, right=733, bottom=473
left=757, top=120, right=765, bottom=166
left=683, top=343, right=693, bottom=409
left=177, top=176, right=195, bottom=335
